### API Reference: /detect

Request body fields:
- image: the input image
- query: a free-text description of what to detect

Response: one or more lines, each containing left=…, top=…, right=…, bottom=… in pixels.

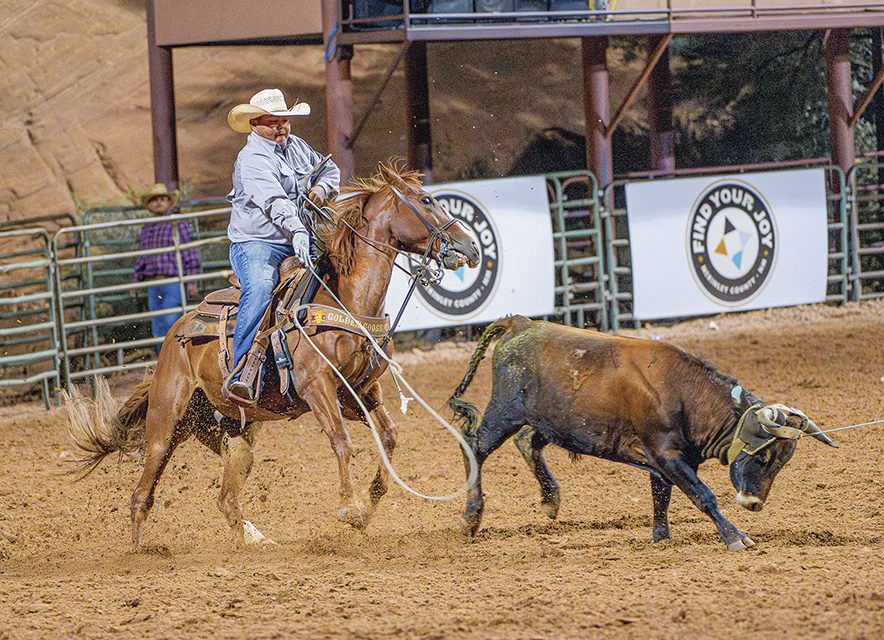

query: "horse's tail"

left=63, top=373, right=151, bottom=479
left=447, top=315, right=533, bottom=435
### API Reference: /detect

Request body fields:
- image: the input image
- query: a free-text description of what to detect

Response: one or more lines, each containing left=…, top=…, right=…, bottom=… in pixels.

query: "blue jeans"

left=148, top=282, right=183, bottom=349
left=229, top=241, right=294, bottom=379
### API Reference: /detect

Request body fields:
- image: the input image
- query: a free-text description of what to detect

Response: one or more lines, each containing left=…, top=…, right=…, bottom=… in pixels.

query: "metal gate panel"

left=603, top=164, right=850, bottom=331
left=546, top=171, right=608, bottom=331
left=53, top=208, right=233, bottom=385
left=824, top=166, right=850, bottom=304
left=0, top=228, right=61, bottom=408
left=846, top=162, right=884, bottom=301
left=601, top=180, right=634, bottom=331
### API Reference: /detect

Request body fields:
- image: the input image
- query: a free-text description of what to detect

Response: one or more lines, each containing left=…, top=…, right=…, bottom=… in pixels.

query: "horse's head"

left=377, top=163, right=480, bottom=270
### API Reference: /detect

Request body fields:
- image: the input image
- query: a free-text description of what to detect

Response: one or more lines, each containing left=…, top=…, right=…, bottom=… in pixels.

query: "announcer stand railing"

left=845, top=159, right=884, bottom=301
left=546, top=171, right=608, bottom=330
left=52, top=208, right=232, bottom=387
left=0, top=228, right=62, bottom=408
left=602, top=160, right=850, bottom=331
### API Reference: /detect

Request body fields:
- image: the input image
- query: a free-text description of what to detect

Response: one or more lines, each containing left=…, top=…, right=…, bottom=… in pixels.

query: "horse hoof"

left=337, top=506, right=367, bottom=529
left=243, top=521, right=276, bottom=546
left=727, top=539, right=748, bottom=552
left=540, top=501, right=559, bottom=520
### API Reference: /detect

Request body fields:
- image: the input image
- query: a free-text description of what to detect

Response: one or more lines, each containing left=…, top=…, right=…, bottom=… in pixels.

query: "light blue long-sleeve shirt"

left=227, top=132, right=340, bottom=244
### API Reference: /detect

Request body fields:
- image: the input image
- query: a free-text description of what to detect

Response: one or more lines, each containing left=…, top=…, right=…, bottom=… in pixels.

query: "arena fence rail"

left=602, top=163, right=851, bottom=330
left=76, top=200, right=229, bottom=378
left=3, top=165, right=877, bottom=405
left=546, top=171, right=608, bottom=330
left=51, top=208, right=233, bottom=387
left=0, top=228, right=62, bottom=408
left=846, top=162, right=884, bottom=301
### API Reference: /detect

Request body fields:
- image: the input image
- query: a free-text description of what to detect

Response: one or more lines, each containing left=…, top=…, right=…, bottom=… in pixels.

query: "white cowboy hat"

left=227, top=89, right=311, bottom=133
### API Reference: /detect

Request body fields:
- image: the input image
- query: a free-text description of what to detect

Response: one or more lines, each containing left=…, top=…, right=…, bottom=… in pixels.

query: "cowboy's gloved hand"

left=308, top=185, right=328, bottom=207
left=291, top=230, right=312, bottom=267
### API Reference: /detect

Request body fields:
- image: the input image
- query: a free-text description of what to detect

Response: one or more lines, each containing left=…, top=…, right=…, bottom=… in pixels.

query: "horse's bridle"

left=300, top=184, right=469, bottom=341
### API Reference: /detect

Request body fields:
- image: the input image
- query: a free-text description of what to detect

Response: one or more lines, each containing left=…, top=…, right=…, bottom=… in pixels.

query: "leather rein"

left=302, top=184, right=466, bottom=342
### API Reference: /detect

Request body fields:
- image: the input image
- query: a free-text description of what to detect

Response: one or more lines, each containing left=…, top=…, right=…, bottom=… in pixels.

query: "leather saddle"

left=179, top=256, right=311, bottom=342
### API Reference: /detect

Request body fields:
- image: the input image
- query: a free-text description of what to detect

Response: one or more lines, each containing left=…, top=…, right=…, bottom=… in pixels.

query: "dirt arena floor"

left=0, top=301, right=882, bottom=639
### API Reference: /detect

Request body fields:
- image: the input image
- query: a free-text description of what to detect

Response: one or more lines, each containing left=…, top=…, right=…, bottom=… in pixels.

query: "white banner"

left=625, top=168, right=829, bottom=320
left=385, top=176, right=554, bottom=331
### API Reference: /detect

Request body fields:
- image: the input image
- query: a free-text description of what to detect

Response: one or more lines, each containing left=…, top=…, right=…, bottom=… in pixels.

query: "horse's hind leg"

left=130, top=355, right=193, bottom=549
left=513, top=426, right=561, bottom=520
left=219, top=428, right=271, bottom=545
left=190, top=395, right=272, bottom=546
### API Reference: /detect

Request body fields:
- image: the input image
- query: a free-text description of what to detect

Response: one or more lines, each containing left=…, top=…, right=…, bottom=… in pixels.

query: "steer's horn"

left=802, top=418, right=839, bottom=448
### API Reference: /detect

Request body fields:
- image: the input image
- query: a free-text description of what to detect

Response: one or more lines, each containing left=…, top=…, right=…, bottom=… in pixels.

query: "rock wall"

left=1, top=0, right=641, bottom=224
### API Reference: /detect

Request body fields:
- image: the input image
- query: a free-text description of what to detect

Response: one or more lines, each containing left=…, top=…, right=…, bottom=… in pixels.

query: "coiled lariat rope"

left=290, top=263, right=479, bottom=502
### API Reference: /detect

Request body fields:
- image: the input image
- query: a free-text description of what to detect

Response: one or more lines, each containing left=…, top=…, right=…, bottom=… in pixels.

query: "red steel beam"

left=583, top=37, right=613, bottom=187
left=405, top=41, right=433, bottom=179
left=146, top=0, right=179, bottom=189
left=850, top=65, right=884, bottom=128
left=321, top=0, right=355, bottom=182
left=647, top=35, right=675, bottom=173
left=826, top=29, right=856, bottom=175
left=606, top=33, right=672, bottom=139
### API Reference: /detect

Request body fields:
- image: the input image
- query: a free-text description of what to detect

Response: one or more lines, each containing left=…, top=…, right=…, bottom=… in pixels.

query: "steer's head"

left=727, top=388, right=838, bottom=511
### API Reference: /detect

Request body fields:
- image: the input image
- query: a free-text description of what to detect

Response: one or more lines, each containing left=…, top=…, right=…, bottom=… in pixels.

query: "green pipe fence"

left=52, top=207, right=233, bottom=386
left=2, top=165, right=879, bottom=407
left=846, top=162, right=884, bottom=301
left=0, top=228, right=61, bottom=408
left=546, top=171, right=608, bottom=331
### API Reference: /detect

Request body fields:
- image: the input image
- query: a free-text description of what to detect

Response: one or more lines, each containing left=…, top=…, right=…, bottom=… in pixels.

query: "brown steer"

left=448, top=316, right=837, bottom=551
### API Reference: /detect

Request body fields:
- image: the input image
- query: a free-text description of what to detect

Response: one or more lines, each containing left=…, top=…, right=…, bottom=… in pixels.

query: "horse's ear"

left=378, top=161, right=408, bottom=191
left=378, top=162, right=395, bottom=183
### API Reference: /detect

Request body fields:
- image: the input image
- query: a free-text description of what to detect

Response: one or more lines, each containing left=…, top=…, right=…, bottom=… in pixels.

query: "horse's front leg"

left=301, top=375, right=366, bottom=529
left=363, top=388, right=398, bottom=521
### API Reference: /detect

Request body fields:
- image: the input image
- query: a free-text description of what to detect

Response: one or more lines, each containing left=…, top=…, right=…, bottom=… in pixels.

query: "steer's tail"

left=62, top=374, right=151, bottom=478
left=447, top=315, right=533, bottom=435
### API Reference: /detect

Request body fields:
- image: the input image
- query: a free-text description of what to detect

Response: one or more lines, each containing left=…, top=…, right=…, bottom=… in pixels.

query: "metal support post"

left=582, top=37, right=613, bottom=188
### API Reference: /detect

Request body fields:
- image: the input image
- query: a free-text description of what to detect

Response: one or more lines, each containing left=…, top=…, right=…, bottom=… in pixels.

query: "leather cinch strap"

left=301, top=305, right=391, bottom=338
left=217, top=306, right=231, bottom=376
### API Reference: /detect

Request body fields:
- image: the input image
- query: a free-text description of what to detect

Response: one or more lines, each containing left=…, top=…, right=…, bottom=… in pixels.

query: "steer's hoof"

left=652, top=528, right=671, bottom=543
left=727, top=539, right=748, bottom=551
left=741, top=535, right=756, bottom=549
left=459, top=517, right=479, bottom=539
left=540, top=500, right=559, bottom=520
left=337, top=506, right=367, bottom=529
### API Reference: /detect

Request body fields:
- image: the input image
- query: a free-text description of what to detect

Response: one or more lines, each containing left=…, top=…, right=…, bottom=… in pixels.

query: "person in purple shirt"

left=132, top=183, right=201, bottom=349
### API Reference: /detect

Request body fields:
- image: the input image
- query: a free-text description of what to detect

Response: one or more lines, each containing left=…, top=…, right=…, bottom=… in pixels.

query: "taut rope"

left=812, top=418, right=884, bottom=435
left=289, top=262, right=479, bottom=502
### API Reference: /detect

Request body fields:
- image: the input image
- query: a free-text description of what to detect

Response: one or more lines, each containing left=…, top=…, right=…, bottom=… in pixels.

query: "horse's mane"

left=320, top=160, right=424, bottom=276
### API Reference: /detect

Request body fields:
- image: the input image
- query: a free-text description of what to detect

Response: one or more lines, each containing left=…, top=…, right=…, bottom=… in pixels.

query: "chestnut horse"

left=66, top=162, right=480, bottom=548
